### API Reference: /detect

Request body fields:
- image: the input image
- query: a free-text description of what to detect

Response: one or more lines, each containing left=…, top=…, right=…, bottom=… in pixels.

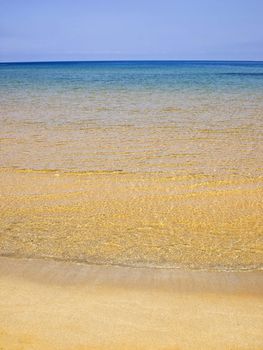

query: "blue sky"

left=1, top=0, right=263, bottom=62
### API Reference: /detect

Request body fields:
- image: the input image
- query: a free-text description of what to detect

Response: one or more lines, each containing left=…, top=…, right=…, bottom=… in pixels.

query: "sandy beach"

left=0, top=256, right=262, bottom=350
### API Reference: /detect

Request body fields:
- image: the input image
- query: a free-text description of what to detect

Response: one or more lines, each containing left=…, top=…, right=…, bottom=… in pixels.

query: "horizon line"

left=1, top=59, right=263, bottom=64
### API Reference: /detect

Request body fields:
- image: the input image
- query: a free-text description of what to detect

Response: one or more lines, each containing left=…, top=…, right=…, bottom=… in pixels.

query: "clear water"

left=0, top=62, right=263, bottom=173
left=1, top=61, right=263, bottom=174
left=0, top=61, right=262, bottom=270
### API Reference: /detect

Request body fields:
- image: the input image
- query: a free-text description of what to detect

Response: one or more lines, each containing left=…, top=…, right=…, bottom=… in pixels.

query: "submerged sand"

left=0, top=257, right=262, bottom=350
left=0, top=168, right=262, bottom=270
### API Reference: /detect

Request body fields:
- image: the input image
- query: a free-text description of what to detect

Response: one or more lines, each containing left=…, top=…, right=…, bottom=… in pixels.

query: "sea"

left=0, top=61, right=262, bottom=270
left=0, top=60, right=263, bottom=175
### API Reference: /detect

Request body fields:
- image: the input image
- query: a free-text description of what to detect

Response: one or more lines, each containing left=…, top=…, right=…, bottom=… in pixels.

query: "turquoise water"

left=0, top=61, right=263, bottom=173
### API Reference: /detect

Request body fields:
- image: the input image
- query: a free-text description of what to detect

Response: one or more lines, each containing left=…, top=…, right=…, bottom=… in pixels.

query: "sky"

left=1, top=0, right=263, bottom=62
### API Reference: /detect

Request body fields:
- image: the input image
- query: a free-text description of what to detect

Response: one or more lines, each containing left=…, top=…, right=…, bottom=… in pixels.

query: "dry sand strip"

left=0, top=257, right=262, bottom=350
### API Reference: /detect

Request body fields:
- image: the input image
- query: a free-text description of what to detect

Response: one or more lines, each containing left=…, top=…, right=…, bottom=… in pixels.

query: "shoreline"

left=1, top=255, right=263, bottom=290
left=0, top=256, right=263, bottom=349
left=1, top=251, right=263, bottom=273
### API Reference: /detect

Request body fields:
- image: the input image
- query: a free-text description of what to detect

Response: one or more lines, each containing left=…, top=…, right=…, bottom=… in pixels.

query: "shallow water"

left=0, top=61, right=262, bottom=270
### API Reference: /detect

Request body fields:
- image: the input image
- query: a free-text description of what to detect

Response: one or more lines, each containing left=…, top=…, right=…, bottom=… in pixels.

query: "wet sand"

left=0, top=256, right=263, bottom=350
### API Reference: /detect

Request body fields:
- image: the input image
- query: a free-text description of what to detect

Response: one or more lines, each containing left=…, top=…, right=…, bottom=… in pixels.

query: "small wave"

left=217, top=72, right=263, bottom=77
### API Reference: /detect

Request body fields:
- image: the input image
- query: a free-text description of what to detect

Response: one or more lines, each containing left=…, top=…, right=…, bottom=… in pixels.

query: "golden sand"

left=0, top=257, right=262, bottom=350
left=0, top=168, right=262, bottom=270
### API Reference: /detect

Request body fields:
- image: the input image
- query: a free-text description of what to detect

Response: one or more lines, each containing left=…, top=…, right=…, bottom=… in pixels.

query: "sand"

left=0, top=256, right=262, bottom=350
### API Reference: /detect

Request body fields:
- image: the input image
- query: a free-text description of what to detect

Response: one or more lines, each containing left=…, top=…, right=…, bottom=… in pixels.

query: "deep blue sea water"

left=1, top=60, right=263, bottom=93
